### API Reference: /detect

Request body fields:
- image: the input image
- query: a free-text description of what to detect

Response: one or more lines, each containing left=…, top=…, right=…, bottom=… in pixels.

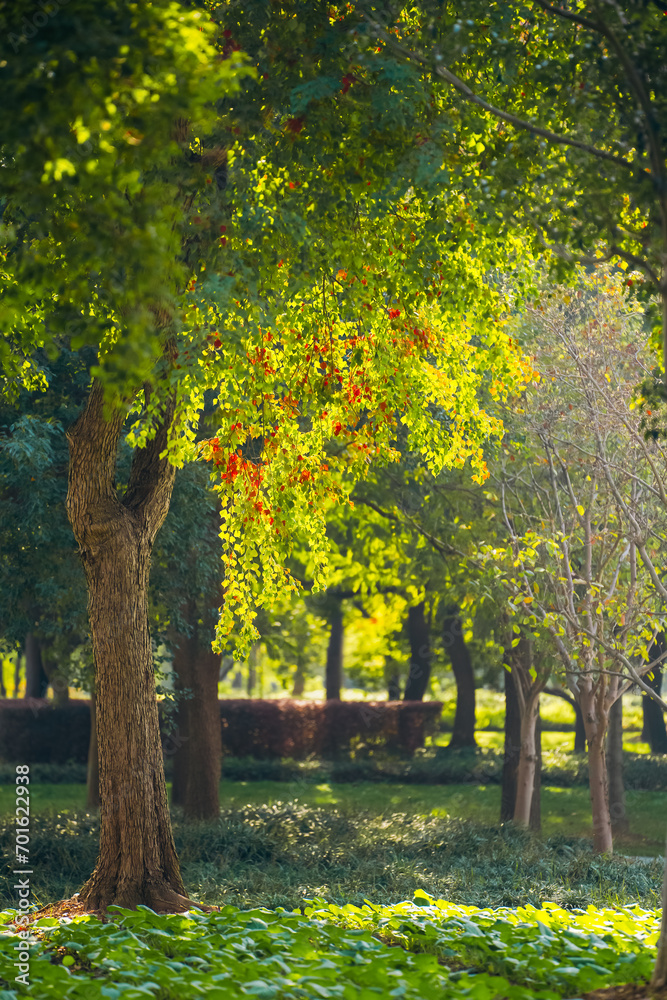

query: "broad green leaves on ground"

left=0, top=897, right=660, bottom=999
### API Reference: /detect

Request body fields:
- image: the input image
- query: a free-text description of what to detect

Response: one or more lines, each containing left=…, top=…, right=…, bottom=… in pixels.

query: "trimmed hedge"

left=0, top=698, right=441, bottom=765
left=218, top=699, right=442, bottom=759
left=0, top=698, right=91, bottom=764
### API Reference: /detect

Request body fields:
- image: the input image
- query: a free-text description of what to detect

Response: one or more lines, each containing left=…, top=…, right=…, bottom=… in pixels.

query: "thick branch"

left=123, top=388, right=177, bottom=540
left=364, top=17, right=635, bottom=170
left=66, top=382, right=127, bottom=547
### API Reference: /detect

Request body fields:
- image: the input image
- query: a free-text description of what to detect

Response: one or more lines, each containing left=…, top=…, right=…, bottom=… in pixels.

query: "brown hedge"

left=0, top=697, right=442, bottom=764
left=0, top=698, right=91, bottom=764
left=218, top=699, right=443, bottom=759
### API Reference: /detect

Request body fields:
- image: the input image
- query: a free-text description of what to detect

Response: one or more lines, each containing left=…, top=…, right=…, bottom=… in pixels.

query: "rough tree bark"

left=23, top=633, right=48, bottom=699
left=606, top=694, right=628, bottom=834
left=403, top=602, right=432, bottom=701
left=442, top=613, right=476, bottom=747
left=170, top=625, right=222, bottom=821
left=86, top=692, right=100, bottom=809
left=66, top=381, right=192, bottom=912
left=325, top=598, right=344, bottom=701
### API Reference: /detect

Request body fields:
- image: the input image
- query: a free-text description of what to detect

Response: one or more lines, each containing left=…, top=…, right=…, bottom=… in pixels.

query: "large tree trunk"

left=170, top=633, right=221, bottom=820
left=442, top=614, right=476, bottom=747
left=642, top=663, right=667, bottom=753
left=607, top=695, right=628, bottom=834
left=66, top=382, right=191, bottom=912
left=23, top=633, right=48, bottom=699
left=325, top=599, right=344, bottom=701
left=403, top=602, right=432, bottom=701
left=86, top=692, right=100, bottom=809
left=579, top=681, right=613, bottom=855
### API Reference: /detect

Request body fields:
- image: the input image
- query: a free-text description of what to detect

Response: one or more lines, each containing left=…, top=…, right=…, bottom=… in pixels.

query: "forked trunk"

left=171, top=635, right=221, bottom=820
left=66, top=382, right=190, bottom=912
left=513, top=691, right=540, bottom=827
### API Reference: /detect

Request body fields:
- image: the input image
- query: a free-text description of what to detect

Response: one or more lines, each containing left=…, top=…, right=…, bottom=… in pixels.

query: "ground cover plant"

left=1, top=804, right=662, bottom=913
left=0, top=896, right=662, bottom=1000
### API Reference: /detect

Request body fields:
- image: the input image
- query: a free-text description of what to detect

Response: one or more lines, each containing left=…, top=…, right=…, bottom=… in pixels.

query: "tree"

left=1, top=1, right=533, bottom=912
left=485, top=271, right=667, bottom=853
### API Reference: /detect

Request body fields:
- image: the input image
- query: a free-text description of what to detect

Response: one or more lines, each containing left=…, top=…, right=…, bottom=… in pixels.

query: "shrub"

left=0, top=805, right=661, bottom=912
left=0, top=699, right=90, bottom=764
left=218, top=699, right=442, bottom=758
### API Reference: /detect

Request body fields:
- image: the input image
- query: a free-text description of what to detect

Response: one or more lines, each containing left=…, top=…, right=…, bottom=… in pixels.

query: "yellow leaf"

left=576, top=505, right=585, bottom=516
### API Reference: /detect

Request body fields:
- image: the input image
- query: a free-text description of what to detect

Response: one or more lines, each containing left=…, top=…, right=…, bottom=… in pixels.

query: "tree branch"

left=364, top=16, right=635, bottom=170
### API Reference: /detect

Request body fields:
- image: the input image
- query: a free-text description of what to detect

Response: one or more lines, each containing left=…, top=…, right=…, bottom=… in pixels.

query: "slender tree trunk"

left=13, top=654, right=20, bottom=697
left=501, top=664, right=541, bottom=830
left=501, top=664, right=520, bottom=822
left=247, top=641, right=258, bottom=696
left=43, top=650, right=70, bottom=707
left=403, top=602, right=432, bottom=701
left=531, top=713, right=542, bottom=833
left=86, top=692, right=100, bottom=809
left=386, top=659, right=401, bottom=701
left=642, top=664, right=667, bottom=753
left=24, top=633, right=48, bottom=699
left=607, top=695, right=628, bottom=834
left=292, top=658, right=305, bottom=697
left=325, top=600, right=344, bottom=701
left=170, top=634, right=221, bottom=820
left=579, top=683, right=613, bottom=854
left=66, top=382, right=192, bottom=912
left=443, top=614, right=476, bottom=747
left=514, top=691, right=540, bottom=827
left=545, top=686, right=586, bottom=752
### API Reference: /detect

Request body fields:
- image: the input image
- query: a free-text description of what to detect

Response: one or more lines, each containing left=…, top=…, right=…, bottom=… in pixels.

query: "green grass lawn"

left=2, top=778, right=664, bottom=856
